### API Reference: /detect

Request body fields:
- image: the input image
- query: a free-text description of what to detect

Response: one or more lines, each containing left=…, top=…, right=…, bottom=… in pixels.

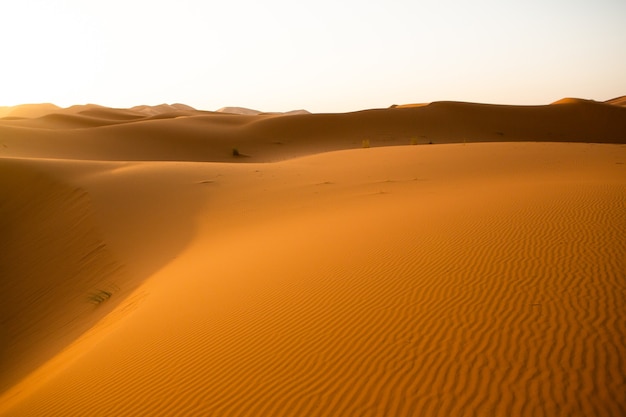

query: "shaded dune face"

left=0, top=158, right=211, bottom=400
left=0, top=161, right=127, bottom=394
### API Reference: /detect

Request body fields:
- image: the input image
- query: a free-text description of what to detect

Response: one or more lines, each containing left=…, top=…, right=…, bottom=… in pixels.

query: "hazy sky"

left=2, top=0, right=625, bottom=112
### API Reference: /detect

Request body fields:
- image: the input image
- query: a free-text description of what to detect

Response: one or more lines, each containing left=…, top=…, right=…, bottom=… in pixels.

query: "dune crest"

left=605, top=95, right=626, bottom=107
left=550, top=97, right=599, bottom=105
left=216, top=106, right=263, bottom=115
left=130, top=103, right=197, bottom=116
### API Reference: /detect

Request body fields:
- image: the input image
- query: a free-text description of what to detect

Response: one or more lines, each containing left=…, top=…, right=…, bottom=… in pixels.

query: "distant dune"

left=0, top=103, right=62, bottom=119
left=130, top=103, right=198, bottom=116
left=216, top=106, right=311, bottom=116
left=0, top=97, right=625, bottom=416
left=1, top=99, right=625, bottom=162
left=216, top=106, right=263, bottom=115
left=605, top=95, right=626, bottom=107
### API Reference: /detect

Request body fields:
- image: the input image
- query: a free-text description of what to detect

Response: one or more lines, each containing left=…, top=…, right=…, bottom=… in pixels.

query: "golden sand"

left=1, top=100, right=625, bottom=416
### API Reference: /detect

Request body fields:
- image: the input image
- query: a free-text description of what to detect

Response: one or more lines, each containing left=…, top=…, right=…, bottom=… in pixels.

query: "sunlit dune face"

left=0, top=141, right=624, bottom=415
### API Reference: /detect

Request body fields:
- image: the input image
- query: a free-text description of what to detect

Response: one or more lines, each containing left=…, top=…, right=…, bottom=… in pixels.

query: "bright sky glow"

left=1, top=0, right=625, bottom=112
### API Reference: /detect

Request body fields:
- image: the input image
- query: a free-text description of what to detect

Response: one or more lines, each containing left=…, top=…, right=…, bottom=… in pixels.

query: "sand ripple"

left=1, top=144, right=624, bottom=416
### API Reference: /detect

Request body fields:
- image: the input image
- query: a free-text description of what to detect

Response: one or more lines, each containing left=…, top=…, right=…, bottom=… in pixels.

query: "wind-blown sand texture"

left=1, top=99, right=625, bottom=416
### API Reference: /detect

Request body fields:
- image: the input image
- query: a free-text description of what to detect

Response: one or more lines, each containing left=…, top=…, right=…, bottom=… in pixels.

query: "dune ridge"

left=1, top=99, right=625, bottom=163
left=1, top=97, right=625, bottom=416
left=605, top=95, right=626, bottom=107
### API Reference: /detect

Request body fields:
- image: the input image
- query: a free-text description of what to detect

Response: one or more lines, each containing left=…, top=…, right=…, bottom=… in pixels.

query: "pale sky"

left=1, top=0, right=625, bottom=113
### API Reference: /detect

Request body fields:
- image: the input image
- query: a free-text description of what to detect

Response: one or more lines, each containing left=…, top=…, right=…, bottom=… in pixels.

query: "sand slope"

left=0, top=160, right=128, bottom=395
left=1, top=99, right=625, bottom=416
left=1, top=142, right=625, bottom=416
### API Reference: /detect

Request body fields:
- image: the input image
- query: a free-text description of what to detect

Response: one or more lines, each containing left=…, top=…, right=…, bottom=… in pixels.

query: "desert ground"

left=1, top=98, right=625, bottom=416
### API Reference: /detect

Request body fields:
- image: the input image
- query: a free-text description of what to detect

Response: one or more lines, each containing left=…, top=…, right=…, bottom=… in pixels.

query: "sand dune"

left=217, top=107, right=311, bottom=116
left=217, top=106, right=264, bottom=115
left=0, top=103, right=62, bottom=119
left=1, top=99, right=625, bottom=163
left=130, top=103, right=197, bottom=116
left=605, top=95, right=626, bottom=107
left=0, top=159, right=128, bottom=395
left=77, top=107, right=148, bottom=121
left=1, top=98, right=625, bottom=416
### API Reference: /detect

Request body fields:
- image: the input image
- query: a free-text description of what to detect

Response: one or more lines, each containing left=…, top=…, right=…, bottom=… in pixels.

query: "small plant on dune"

left=232, top=147, right=240, bottom=157
left=362, top=139, right=370, bottom=148
left=410, top=137, right=418, bottom=145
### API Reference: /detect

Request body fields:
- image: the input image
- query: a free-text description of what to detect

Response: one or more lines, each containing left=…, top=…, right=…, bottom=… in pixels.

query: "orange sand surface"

left=1, top=99, right=625, bottom=416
